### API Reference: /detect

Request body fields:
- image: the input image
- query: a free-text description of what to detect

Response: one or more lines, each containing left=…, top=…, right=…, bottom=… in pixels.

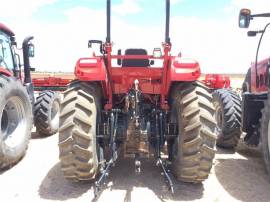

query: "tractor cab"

left=0, top=23, right=34, bottom=79
left=239, top=9, right=270, bottom=93
left=0, top=24, right=16, bottom=76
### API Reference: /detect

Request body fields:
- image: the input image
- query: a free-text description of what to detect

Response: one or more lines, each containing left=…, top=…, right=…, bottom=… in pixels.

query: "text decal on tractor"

left=58, top=0, right=217, bottom=198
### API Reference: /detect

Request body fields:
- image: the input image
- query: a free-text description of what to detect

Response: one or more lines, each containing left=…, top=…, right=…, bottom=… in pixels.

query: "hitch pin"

left=135, top=154, right=141, bottom=173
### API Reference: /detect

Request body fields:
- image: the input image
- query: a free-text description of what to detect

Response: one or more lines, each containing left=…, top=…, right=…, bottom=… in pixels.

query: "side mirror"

left=28, top=43, right=35, bottom=57
left=239, top=8, right=251, bottom=28
left=150, top=60, right=154, bottom=65
left=117, top=49, right=122, bottom=66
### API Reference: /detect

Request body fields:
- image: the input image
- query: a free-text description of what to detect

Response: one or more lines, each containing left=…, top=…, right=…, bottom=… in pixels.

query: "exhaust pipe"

left=22, top=36, right=35, bottom=106
left=22, top=36, right=34, bottom=84
left=165, top=0, right=170, bottom=43
left=106, top=0, right=111, bottom=43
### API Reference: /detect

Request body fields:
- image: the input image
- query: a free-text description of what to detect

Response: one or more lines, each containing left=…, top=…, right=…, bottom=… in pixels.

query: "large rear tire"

left=58, top=81, right=99, bottom=180
left=260, top=95, right=270, bottom=177
left=0, top=75, right=32, bottom=169
left=213, top=89, right=241, bottom=149
left=34, top=90, right=61, bottom=136
left=170, top=82, right=216, bottom=183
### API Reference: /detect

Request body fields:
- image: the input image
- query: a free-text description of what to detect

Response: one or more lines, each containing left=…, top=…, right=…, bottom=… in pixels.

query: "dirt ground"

left=1, top=132, right=270, bottom=202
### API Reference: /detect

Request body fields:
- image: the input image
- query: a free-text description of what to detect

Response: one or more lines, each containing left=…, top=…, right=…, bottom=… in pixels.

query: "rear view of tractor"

left=0, top=23, right=61, bottom=169
left=58, top=0, right=217, bottom=194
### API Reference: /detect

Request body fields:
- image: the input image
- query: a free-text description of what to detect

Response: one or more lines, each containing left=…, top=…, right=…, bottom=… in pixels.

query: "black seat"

left=122, top=49, right=149, bottom=67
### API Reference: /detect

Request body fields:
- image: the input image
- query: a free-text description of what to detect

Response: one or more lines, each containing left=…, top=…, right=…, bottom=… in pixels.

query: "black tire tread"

left=213, top=89, right=241, bottom=149
left=171, top=81, right=216, bottom=183
left=58, top=81, right=98, bottom=181
left=34, top=90, right=61, bottom=135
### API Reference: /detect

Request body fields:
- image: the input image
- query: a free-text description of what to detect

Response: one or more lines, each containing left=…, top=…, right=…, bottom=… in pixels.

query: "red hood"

left=0, top=22, right=15, bottom=36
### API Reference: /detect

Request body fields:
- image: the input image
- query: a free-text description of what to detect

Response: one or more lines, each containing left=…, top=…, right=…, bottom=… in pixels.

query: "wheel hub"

left=1, top=96, right=27, bottom=148
left=215, top=105, right=223, bottom=132
left=50, top=100, right=60, bottom=129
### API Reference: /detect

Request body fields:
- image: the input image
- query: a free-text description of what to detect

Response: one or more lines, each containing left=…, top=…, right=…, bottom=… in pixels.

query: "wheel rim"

left=50, top=99, right=60, bottom=129
left=1, top=96, right=27, bottom=148
left=215, top=105, right=223, bottom=132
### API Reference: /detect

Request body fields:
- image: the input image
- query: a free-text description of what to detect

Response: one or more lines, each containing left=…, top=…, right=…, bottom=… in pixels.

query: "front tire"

left=0, top=75, right=32, bottom=169
left=58, top=81, right=99, bottom=180
left=170, top=82, right=216, bottom=183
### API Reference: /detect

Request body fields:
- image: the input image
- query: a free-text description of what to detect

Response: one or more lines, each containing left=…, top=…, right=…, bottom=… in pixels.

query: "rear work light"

left=153, top=48, right=162, bottom=58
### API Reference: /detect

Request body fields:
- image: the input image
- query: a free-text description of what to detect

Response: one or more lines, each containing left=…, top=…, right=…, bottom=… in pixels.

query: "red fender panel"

left=169, top=57, right=201, bottom=81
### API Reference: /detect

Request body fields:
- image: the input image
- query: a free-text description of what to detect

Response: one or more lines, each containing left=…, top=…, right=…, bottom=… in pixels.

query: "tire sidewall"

left=213, top=91, right=225, bottom=135
left=0, top=78, right=32, bottom=163
left=47, top=92, right=61, bottom=133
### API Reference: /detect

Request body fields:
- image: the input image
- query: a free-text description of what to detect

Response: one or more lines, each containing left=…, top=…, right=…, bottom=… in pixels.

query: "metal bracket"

left=157, top=158, right=174, bottom=194
left=93, top=110, right=119, bottom=199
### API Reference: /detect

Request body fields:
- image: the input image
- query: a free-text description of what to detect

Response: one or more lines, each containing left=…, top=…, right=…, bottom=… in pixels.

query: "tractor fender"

left=75, top=57, right=107, bottom=81
left=74, top=57, right=110, bottom=98
left=0, top=67, right=12, bottom=77
left=169, top=57, right=201, bottom=82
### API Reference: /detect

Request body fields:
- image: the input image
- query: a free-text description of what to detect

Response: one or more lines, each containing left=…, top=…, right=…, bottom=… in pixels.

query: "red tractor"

left=203, top=74, right=231, bottom=90
left=0, top=23, right=61, bottom=169
left=202, top=73, right=242, bottom=149
left=213, top=8, right=270, bottom=176
left=58, top=0, right=217, bottom=195
left=238, top=9, right=270, bottom=175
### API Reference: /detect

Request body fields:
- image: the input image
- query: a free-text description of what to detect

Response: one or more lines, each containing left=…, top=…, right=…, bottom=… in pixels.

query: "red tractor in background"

left=0, top=23, right=61, bottom=169
left=32, top=76, right=72, bottom=92
left=212, top=8, right=270, bottom=177
left=58, top=0, right=217, bottom=196
left=238, top=9, right=270, bottom=176
left=202, top=73, right=242, bottom=149
left=203, top=74, right=231, bottom=90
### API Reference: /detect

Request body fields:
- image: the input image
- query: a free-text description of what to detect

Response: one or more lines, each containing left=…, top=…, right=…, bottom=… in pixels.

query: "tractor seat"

left=122, top=49, right=149, bottom=67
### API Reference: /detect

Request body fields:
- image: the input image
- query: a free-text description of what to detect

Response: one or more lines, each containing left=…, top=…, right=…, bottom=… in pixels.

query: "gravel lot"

left=1, top=132, right=270, bottom=202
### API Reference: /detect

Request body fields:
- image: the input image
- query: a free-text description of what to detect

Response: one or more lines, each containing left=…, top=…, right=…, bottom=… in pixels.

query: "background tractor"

left=238, top=9, right=270, bottom=176
left=58, top=0, right=217, bottom=195
left=202, top=73, right=242, bottom=149
left=212, top=8, right=270, bottom=177
left=0, top=23, right=61, bottom=169
left=202, top=73, right=231, bottom=90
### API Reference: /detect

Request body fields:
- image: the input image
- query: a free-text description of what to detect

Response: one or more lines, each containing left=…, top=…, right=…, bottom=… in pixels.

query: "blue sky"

left=2, top=0, right=270, bottom=73
left=32, top=0, right=230, bottom=24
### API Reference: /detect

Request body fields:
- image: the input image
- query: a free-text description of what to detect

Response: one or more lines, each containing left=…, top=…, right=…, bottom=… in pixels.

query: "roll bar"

left=106, top=0, right=170, bottom=43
